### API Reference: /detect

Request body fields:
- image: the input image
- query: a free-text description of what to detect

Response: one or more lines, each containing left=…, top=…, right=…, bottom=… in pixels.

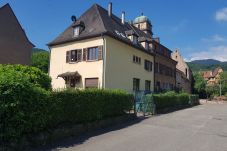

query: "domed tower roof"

left=133, top=15, right=151, bottom=24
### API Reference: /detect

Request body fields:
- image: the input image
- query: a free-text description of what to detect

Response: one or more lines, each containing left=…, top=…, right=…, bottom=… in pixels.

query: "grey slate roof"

left=48, top=4, right=152, bottom=51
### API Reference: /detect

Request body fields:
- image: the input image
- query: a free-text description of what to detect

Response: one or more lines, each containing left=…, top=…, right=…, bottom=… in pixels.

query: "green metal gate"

left=134, top=91, right=156, bottom=116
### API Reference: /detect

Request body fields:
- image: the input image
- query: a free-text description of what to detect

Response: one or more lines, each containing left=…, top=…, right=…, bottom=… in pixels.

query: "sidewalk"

left=200, top=99, right=227, bottom=104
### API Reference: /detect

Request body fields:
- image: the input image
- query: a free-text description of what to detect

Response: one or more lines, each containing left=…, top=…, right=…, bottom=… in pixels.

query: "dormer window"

left=125, top=30, right=138, bottom=45
left=73, top=26, right=80, bottom=37
left=138, top=37, right=150, bottom=50
left=72, top=21, right=85, bottom=37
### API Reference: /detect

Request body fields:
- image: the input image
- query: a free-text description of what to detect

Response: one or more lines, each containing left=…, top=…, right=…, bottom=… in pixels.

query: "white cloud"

left=184, top=58, right=191, bottom=62
left=212, top=34, right=226, bottom=41
left=188, top=45, right=227, bottom=62
left=216, top=7, right=227, bottom=22
left=201, top=34, right=226, bottom=42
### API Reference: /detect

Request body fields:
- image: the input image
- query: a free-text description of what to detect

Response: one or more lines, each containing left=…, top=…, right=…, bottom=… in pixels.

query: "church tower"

left=133, top=14, right=153, bottom=38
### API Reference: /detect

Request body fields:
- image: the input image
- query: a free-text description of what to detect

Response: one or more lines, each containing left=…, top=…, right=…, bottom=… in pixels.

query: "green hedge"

left=0, top=71, right=133, bottom=145
left=48, top=89, right=133, bottom=127
left=189, top=94, right=200, bottom=105
left=153, top=91, right=190, bottom=110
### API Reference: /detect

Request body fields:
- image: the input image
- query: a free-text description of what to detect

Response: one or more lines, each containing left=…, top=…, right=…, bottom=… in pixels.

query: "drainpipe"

left=101, top=34, right=106, bottom=89
left=153, top=55, right=155, bottom=92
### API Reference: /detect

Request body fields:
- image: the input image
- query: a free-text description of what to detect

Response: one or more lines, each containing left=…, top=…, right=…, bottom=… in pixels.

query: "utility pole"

left=219, top=80, right=222, bottom=97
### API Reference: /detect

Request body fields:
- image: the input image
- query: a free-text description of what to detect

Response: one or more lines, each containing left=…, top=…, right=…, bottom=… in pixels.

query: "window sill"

left=133, top=62, right=141, bottom=65
left=86, top=59, right=101, bottom=62
left=68, top=61, right=80, bottom=64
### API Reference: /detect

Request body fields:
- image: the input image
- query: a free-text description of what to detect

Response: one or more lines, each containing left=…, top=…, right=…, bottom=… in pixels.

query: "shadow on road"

left=32, top=116, right=148, bottom=151
left=155, top=104, right=201, bottom=115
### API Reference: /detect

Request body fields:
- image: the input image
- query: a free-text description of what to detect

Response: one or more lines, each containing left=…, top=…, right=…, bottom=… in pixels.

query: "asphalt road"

left=44, top=103, right=227, bottom=151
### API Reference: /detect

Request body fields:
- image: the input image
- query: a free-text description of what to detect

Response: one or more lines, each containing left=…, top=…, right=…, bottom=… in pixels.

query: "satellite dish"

left=71, top=15, right=77, bottom=22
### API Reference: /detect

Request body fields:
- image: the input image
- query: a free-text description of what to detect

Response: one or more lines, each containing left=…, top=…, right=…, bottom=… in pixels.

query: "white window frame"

left=87, top=47, right=99, bottom=61
left=73, top=27, right=80, bottom=37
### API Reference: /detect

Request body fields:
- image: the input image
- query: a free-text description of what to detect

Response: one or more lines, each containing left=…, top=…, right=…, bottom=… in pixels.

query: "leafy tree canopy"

left=31, top=48, right=49, bottom=73
left=193, top=72, right=206, bottom=98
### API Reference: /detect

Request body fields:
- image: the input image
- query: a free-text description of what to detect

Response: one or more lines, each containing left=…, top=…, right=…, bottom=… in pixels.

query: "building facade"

left=203, top=67, right=223, bottom=85
left=49, top=3, right=155, bottom=93
left=153, top=42, right=177, bottom=92
left=0, top=4, right=34, bottom=65
left=172, top=49, right=192, bottom=93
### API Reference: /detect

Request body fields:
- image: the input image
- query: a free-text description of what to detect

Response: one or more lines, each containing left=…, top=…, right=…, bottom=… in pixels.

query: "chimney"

left=108, top=2, right=112, bottom=17
left=121, top=11, right=125, bottom=24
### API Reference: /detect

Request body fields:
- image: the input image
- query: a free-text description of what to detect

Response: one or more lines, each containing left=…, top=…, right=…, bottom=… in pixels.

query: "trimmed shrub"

left=0, top=71, right=133, bottom=145
left=189, top=94, right=200, bottom=105
left=0, top=64, right=51, bottom=90
left=153, top=92, right=189, bottom=110
left=48, top=89, right=133, bottom=127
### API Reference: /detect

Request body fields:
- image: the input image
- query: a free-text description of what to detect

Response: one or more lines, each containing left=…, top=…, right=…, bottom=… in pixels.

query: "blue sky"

left=1, top=0, right=227, bottom=61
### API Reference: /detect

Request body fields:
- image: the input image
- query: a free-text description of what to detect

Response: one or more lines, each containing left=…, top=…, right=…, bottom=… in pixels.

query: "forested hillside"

left=187, top=59, right=227, bottom=72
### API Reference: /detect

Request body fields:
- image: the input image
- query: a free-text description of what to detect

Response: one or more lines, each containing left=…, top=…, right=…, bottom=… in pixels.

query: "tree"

left=205, top=85, right=219, bottom=98
left=31, top=49, right=49, bottom=73
left=193, top=72, right=206, bottom=98
left=0, top=64, right=51, bottom=90
left=220, top=71, right=227, bottom=95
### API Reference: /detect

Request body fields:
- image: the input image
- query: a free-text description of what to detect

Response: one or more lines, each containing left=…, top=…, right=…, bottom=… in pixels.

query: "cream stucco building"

left=48, top=3, right=156, bottom=93
left=171, top=49, right=192, bottom=93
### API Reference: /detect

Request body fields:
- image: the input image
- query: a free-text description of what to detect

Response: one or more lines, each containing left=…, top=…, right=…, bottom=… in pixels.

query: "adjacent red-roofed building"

left=202, top=67, right=223, bottom=85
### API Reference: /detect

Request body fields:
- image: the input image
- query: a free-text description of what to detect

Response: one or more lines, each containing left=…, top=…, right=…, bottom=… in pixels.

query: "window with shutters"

left=86, top=46, right=103, bottom=61
left=144, top=60, right=152, bottom=72
left=87, top=47, right=98, bottom=60
left=66, top=49, right=82, bottom=63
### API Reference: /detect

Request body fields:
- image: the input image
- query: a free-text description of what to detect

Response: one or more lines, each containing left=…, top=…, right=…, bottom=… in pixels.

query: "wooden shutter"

left=66, top=51, right=70, bottom=63
left=77, top=49, right=82, bottom=62
left=98, top=46, right=103, bottom=60
left=83, top=48, right=87, bottom=61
